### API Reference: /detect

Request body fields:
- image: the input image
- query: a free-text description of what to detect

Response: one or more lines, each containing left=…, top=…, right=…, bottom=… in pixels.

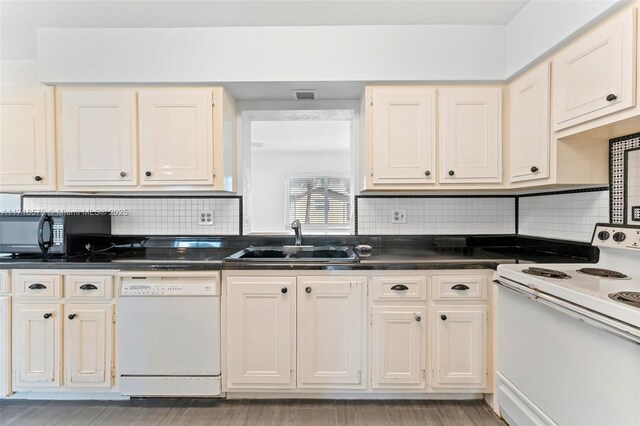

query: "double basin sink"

left=225, top=245, right=359, bottom=263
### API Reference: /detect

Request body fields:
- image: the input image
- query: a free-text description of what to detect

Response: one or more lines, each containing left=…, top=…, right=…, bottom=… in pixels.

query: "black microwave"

left=0, top=213, right=111, bottom=255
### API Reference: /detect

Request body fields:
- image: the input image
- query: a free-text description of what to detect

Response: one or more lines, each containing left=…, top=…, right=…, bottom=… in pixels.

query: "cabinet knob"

left=440, top=314, right=447, bottom=321
left=68, top=314, right=76, bottom=320
left=305, top=286, right=312, bottom=294
left=43, top=313, right=52, bottom=319
left=120, top=171, right=127, bottom=177
left=448, top=170, right=455, bottom=176
left=415, top=315, right=422, bottom=322
left=281, top=287, right=288, bottom=294
left=145, top=171, right=152, bottom=177
left=34, top=175, right=43, bottom=182
left=530, top=166, right=539, bottom=173
left=424, top=170, right=431, bottom=177
left=606, top=94, right=618, bottom=102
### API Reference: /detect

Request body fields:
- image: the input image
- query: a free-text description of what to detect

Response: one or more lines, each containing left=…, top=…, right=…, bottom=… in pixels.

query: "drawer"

left=14, top=274, right=62, bottom=299
left=432, top=276, right=486, bottom=300
left=372, top=276, right=427, bottom=301
left=65, top=275, right=113, bottom=300
left=0, top=270, right=9, bottom=294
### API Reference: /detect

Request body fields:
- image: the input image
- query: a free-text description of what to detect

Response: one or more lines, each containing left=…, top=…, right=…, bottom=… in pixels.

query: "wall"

left=518, top=190, right=610, bottom=242
left=357, top=197, right=516, bottom=235
left=250, top=151, right=350, bottom=233
left=0, top=194, right=20, bottom=211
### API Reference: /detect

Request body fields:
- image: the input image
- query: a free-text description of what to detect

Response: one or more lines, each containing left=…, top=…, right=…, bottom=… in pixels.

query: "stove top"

left=577, top=267, right=629, bottom=279
left=609, top=292, right=640, bottom=308
left=523, top=267, right=572, bottom=279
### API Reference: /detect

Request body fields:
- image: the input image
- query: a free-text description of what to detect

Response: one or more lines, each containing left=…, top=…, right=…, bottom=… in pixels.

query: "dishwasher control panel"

left=121, top=280, right=218, bottom=296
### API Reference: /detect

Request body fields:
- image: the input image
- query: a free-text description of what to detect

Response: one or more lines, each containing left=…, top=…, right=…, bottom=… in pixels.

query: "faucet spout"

left=291, top=220, right=302, bottom=246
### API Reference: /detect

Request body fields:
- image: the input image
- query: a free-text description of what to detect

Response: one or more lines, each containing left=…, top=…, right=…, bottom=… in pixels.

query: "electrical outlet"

left=632, top=206, right=640, bottom=222
left=198, top=210, right=214, bottom=226
left=392, top=209, right=407, bottom=224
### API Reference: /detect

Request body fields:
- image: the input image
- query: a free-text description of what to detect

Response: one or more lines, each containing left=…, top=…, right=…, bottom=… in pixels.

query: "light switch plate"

left=198, top=210, right=214, bottom=225
left=392, top=209, right=407, bottom=224
left=632, top=206, right=640, bottom=222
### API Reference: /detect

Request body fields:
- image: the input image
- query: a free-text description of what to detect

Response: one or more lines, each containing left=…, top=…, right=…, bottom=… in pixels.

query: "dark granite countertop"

left=0, top=235, right=598, bottom=271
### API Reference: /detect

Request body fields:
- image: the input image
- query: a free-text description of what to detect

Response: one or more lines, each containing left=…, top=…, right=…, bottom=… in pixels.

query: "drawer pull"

left=390, top=284, right=409, bottom=291
left=28, top=283, right=47, bottom=290
left=305, top=286, right=312, bottom=294
left=79, top=284, right=98, bottom=291
left=440, top=314, right=447, bottom=321
left=281, top=287, right=288, bottom=294
left=606, top=93, right=618, bottom=102
left=68, top=314, right=76, bottom=320
left=451, top=284, right=470, bottom=291
left=415, top=314, right=422, bottom=322
left=43, top=313, right=52, bottom=319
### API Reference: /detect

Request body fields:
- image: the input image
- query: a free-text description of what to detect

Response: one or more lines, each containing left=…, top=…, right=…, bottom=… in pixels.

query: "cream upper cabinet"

left=65, top=304, right=113, bottom=388
left=552, top=8, right=636, bottom=131
left=371, top=87, right=436, bottom=184
left=439, top=87, right=502, bottom=183
left=225, top=277, right=296, bottom=389
left=0, top=87, right=55, bottom=191
left=432, top=305, right=487, bottom=388
left=297, top=277, right=365, bottom=389
left=139, top=89, right=213, bottom=185
left=509, top=63, right=551, bottom=183
left=13, top=303, right=62, bottom=389
left=372, top=306, right=426, bottom=389
left=59, top=89, right=137, bottom=186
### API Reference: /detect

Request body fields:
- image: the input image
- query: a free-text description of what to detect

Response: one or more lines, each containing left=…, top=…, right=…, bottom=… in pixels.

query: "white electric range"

left=495, top=223, right=640, bottom=426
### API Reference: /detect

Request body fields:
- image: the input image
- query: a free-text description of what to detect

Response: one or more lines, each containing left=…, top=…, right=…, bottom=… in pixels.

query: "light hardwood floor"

left=0, top=398, right=504, bottom=426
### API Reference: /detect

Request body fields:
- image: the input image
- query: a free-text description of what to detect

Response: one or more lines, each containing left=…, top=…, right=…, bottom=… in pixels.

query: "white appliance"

left=118, top=273, right=221, bottom=396
left=495, top=224, right=640, bottom=426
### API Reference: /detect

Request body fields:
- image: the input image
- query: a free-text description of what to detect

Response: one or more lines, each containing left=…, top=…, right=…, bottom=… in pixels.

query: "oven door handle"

left=494, top=278, right=640, bottom=345
left=37, top=214, right=54, bottom=254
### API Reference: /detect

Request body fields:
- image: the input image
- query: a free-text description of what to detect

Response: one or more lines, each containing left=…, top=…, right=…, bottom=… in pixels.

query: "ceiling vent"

left=293, top=90, right=318, bottom=100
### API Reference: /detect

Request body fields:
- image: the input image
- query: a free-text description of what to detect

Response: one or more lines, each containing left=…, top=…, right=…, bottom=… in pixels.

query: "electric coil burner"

left=523, top=267, right=571, bottom=279
left=577, top=268, right=629, bottom=279
left=609, top=292, right=640, bottom=308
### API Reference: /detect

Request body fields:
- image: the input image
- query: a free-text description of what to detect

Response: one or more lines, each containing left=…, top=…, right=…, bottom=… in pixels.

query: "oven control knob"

left=613, top=232, right=626, bottom=242
left=597, top=231, right=610, bottom=241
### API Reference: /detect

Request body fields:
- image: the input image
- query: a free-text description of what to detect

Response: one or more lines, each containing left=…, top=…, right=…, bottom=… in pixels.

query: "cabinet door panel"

left=297, top=277, right=365, bottom=388
left=65, top=304, right=113, bottom=388
left=13, top=304, right=61, bottom=388
left=439, top=88, right=502, bottom=183
left=60, top=90, right=137, bottom=185
left=372, top=87, right=436, bottom=184
left=432, top=305, right=486, bottom=388
left=0, top=296, right=10, bottom=397
left=509, top=63, right=550, bottom=182
left=139, top=90, right=213, bottom=185
left=0, top=87, right=54, bottom=190
left=226, top=277, right=295, bottom=388
left=553, top=9, right=636, bottom=130
left=372, top=307, right=426, bottom=389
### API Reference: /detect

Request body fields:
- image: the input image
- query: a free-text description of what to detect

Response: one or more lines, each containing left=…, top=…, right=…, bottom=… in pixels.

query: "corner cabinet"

left=0, top=87, right=55, bottom=192
left=439, top=87, right=502, bottom=183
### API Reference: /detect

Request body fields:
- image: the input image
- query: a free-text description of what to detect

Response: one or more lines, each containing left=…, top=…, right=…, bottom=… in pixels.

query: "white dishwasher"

left=118, top=272, right=221, bottom=397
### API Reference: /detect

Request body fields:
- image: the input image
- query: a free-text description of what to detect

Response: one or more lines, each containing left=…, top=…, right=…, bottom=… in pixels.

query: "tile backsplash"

left=627, top=149, right=640, bottom=222
left=357, top=197, right=516, bottom=235
left=518, top=190, right=609, bottom=242
left=21, top=196, right=241, bottom=236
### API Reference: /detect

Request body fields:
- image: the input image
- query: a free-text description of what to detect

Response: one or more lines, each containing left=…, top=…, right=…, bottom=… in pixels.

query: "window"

left=286, top=175, right=351, bottom=229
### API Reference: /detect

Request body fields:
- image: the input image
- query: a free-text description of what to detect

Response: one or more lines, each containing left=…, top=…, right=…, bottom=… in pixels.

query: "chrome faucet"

left=291, top=220, right=302, bottom=246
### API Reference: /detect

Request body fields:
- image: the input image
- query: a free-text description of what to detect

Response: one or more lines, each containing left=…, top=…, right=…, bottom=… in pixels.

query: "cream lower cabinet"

left=297, top=277, right=366, bottom=389
left=0, top=271, right=10, bottom=397
left=226, top=276, right=296, bottom=389
left=431, top=305, right=487, bottom=388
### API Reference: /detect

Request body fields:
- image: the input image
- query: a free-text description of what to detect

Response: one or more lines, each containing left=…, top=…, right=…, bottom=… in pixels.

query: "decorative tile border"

left=610, top=133, right=640, bottom=224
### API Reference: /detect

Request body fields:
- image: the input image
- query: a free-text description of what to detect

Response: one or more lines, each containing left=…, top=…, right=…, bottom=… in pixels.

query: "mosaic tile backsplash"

left=627, top=149, right=640, bottom=222
left=518, top=190, right=609, bottom=242
left=21, top=196, right=241, bottom=236
left=357, top=197, right=516, bottom=235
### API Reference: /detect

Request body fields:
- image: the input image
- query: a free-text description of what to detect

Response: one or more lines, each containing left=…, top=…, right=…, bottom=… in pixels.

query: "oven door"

left=0, top=214, right=61, bottom=254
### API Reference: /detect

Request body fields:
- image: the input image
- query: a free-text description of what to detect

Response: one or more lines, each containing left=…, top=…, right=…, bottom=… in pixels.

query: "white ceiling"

left=251, top=120, right=351, bottom=152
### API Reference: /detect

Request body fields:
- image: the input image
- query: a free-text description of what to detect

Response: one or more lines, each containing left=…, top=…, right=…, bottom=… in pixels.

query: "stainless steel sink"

left=225, top=245, right=359, bottom=263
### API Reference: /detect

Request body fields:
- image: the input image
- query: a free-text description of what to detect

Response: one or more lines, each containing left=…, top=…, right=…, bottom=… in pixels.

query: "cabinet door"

left=59, top=89, right=137, bottom=185
left=372, top=87, right=436, bottom=184
left=553, top=8, right=636, bottom=130
left=509, top=63, right=550, bottom=183
left=0, top=87, right=55, bottom=191
left=13, top=303, right=61, bottom=389
left=226, top=277, right=296, bottom=389
left=439, top=87, right=502, bottom=183
left=65, top=304, right=113, bottom=388
left=432, top=305, right=486, bottom=388
left=139, top=89, right=214, bottom=185
left=372, top=307, right=426, bottom=389
left=0, top=296, right=10, bottom=397
left=297, top=277, right=365, bottom=388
